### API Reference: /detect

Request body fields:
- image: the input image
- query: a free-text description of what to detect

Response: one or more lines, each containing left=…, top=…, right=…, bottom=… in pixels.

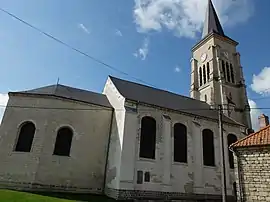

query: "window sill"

left=173, top=162, right=188, bottom=166
left=203, top=165, right=216, bottom=169
left=138, top=157, right=156, bottom=163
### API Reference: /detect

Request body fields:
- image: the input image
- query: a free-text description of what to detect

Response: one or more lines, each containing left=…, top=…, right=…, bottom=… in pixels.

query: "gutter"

left=229, top=147, right=244, bottom=202
left=102, top=109, right=114, bottom=194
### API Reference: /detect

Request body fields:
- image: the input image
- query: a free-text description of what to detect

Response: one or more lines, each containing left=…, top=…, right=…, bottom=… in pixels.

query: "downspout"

left=229, top=147, right=243, bottom=202
left=102, top=108, right=114, bottom=194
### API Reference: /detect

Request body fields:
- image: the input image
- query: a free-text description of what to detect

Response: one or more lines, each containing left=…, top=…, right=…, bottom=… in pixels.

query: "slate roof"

left=109, top=76, right=241, bottom=126
left=11, top=84, right=112, bottom=108
left=231, top=125, right=270, bottom=149
left=202, top=0, right=225, bottom=39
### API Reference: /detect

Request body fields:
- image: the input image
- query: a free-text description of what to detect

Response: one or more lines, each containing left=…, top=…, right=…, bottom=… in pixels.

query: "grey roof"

left=110, top=76, right=241, bottom=125
left=202, top=0, right=225, bottom=39
left=12, top=84, right=112, bottom=108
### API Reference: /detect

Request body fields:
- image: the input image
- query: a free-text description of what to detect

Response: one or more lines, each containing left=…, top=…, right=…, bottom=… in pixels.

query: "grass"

left=0, top=189, right=115, bottom=202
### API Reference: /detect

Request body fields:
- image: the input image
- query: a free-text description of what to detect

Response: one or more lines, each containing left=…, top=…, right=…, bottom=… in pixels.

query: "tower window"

left=206, top=62, right=210, bottom=81
left=226, top=62, right=231, bottom=82
left=205, top=94, right=207, bottom=102
left=222, top=60, right=226, bottom=81
left=203, top=65, right=206, bottom=84
left=199, top=67, right=202, bottom=86
left=230, top=64, right=235, bottom=83
left=139, top=116, right=156, bottom=159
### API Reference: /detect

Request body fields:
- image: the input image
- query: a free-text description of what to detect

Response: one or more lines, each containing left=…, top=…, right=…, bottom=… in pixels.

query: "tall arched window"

left=174, top=123, right=187, bottom=163
left=199, top=67, right=202, bottom=86
left=222, top=60, right=226, bottom=80
left=203, top=65, right=206, bottom=84
left=202, top=129, right=215, bottom=166
left=227, top=134, right=237, bottom=169
left=139, top=116, right=156, bottom=159
left=207, top=62, right=210, bottom=81
left=15, top=121, right=36, bottom=152
left=230, top=64, right=235, bottom=83
left=53, top=127, right=73, bottom=156
left=226, top=62, right=231, bottom=82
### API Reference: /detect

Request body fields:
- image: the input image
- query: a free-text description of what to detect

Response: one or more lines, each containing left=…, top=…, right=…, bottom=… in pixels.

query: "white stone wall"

left=234, top=147, right=270, bottom=202
left=0, top=94, right=113, bottom=193
left=119, top=102, right=246, bottom=198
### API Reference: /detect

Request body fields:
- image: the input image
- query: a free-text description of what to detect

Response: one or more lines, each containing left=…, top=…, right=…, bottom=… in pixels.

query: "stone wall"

left=0, top=94, right=113, bottom=193
left=234, top=146, right=270, bottom=202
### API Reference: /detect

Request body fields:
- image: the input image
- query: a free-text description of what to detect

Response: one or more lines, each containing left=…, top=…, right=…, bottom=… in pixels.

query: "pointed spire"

left=202, top=0, right=225, bottom=39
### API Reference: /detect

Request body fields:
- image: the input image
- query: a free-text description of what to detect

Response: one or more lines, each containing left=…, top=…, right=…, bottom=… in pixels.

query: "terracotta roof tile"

left=231, top=125, right=270, bottom=148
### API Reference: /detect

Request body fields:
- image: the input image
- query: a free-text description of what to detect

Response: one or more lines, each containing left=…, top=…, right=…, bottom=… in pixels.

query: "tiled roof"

left=110, top=76, right=242, bottom=126
left=231, top=125, right=270, bottom=148
left=10, top=84, right=112, bottom=108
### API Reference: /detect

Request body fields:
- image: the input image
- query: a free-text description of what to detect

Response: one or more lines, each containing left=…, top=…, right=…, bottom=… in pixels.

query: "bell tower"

left=190, top=0, right=252, bottom=129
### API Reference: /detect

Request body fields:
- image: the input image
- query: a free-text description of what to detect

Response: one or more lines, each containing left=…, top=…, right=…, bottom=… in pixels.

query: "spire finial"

left=202, top=0, right=225, bottom=39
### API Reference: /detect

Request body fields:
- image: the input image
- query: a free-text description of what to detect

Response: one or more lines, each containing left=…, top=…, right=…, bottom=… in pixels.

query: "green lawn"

left=0, top=189, right=114, bottom=202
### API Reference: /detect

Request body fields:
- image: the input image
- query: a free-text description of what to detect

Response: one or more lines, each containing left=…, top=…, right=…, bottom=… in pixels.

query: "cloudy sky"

left=0, top=0, right=269, bottom=130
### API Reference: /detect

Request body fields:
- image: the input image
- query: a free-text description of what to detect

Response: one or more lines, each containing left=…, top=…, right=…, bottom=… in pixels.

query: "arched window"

left=227, top=134, right=237, bottom=169
left=226, top=62, right=231, bottom=82
left=230, top=64, right=235, bottom=83
left=139, top=116, right=156, bottom=159
left=15, top=122, right=36, bottom=152
left=53, top=127, right=73, bottom=156
left=174, top=123, right=187, bottom=163
left=199, top=67, right=202, bottom=86
left=202, top=129, right=215, bottom=166
left=207, top=62, right=210, bottom=81
left=222, top=60, right=226, bottom=80
left=203, top=65, right=206, bottom=84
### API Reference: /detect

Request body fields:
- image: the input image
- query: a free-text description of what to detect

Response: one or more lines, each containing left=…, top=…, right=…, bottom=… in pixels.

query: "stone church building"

left=0, top=0, right=252, bottom=201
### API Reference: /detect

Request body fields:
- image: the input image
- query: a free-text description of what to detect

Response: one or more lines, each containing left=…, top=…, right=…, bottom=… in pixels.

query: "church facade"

left=0, top=1, right=252, bottom=201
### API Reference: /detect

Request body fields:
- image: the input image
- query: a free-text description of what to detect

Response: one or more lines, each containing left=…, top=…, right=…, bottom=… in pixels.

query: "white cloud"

left=133, top=0, right=254, bottom=38
left=115, top=29, right=123, bottom=36
left=250, top=67, right=270, bottom=95
left=0, top=93, right=8, bottom=125
left=248, top=99, right=262, bottom=131
left=78, top=23, right=90, bottom=34
left=174, top=66, right=181, bottom=73
left=133, top=37, right=149, bottom=60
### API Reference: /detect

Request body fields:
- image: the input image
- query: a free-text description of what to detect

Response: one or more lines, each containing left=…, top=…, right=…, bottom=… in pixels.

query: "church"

left=0, top=0, right=252, bottom=201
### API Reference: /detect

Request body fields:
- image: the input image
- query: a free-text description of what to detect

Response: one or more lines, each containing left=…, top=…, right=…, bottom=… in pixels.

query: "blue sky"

left=0, top=0, right=269, bottom=129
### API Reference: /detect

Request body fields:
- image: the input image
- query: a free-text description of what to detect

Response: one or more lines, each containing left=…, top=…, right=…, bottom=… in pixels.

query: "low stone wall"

left=105, top=188, right=236, bottom=201
left=234, top=147, right=270, bottom=202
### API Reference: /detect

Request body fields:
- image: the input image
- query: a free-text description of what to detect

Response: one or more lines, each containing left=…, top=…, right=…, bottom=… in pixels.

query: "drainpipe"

left=229, top=147, right=243, bottom=202
left=102, top=109, right=114, bottom=195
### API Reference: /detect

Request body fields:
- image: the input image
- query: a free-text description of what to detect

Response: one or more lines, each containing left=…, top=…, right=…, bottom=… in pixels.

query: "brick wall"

left=234, top=147, right=270, bottom=201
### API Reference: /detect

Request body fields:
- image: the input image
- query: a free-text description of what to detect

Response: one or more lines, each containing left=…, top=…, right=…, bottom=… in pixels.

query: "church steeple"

left=202, top=0, right=225, bottom=39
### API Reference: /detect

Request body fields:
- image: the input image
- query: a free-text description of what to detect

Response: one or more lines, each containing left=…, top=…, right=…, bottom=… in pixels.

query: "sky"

left=0, top=0, right=269, bottom=130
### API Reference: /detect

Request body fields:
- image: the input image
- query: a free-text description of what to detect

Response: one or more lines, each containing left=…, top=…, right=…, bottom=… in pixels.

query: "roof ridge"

left=230, top=124, right=270, bottom=148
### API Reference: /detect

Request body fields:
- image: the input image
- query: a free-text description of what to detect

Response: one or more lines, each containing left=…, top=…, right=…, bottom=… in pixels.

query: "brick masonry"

left=234, top=146, right=270, bottom=202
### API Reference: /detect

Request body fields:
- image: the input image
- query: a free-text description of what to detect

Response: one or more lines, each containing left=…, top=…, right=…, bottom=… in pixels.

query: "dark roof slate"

left=109, top=76, right=240, bottom=125
left=202, top=0, right=225, bottom=39
left=12, top=84, right=112, bottom=108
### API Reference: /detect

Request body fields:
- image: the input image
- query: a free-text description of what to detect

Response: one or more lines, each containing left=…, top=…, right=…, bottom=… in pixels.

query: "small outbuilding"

left=230, top=114, right=270, bottom=202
